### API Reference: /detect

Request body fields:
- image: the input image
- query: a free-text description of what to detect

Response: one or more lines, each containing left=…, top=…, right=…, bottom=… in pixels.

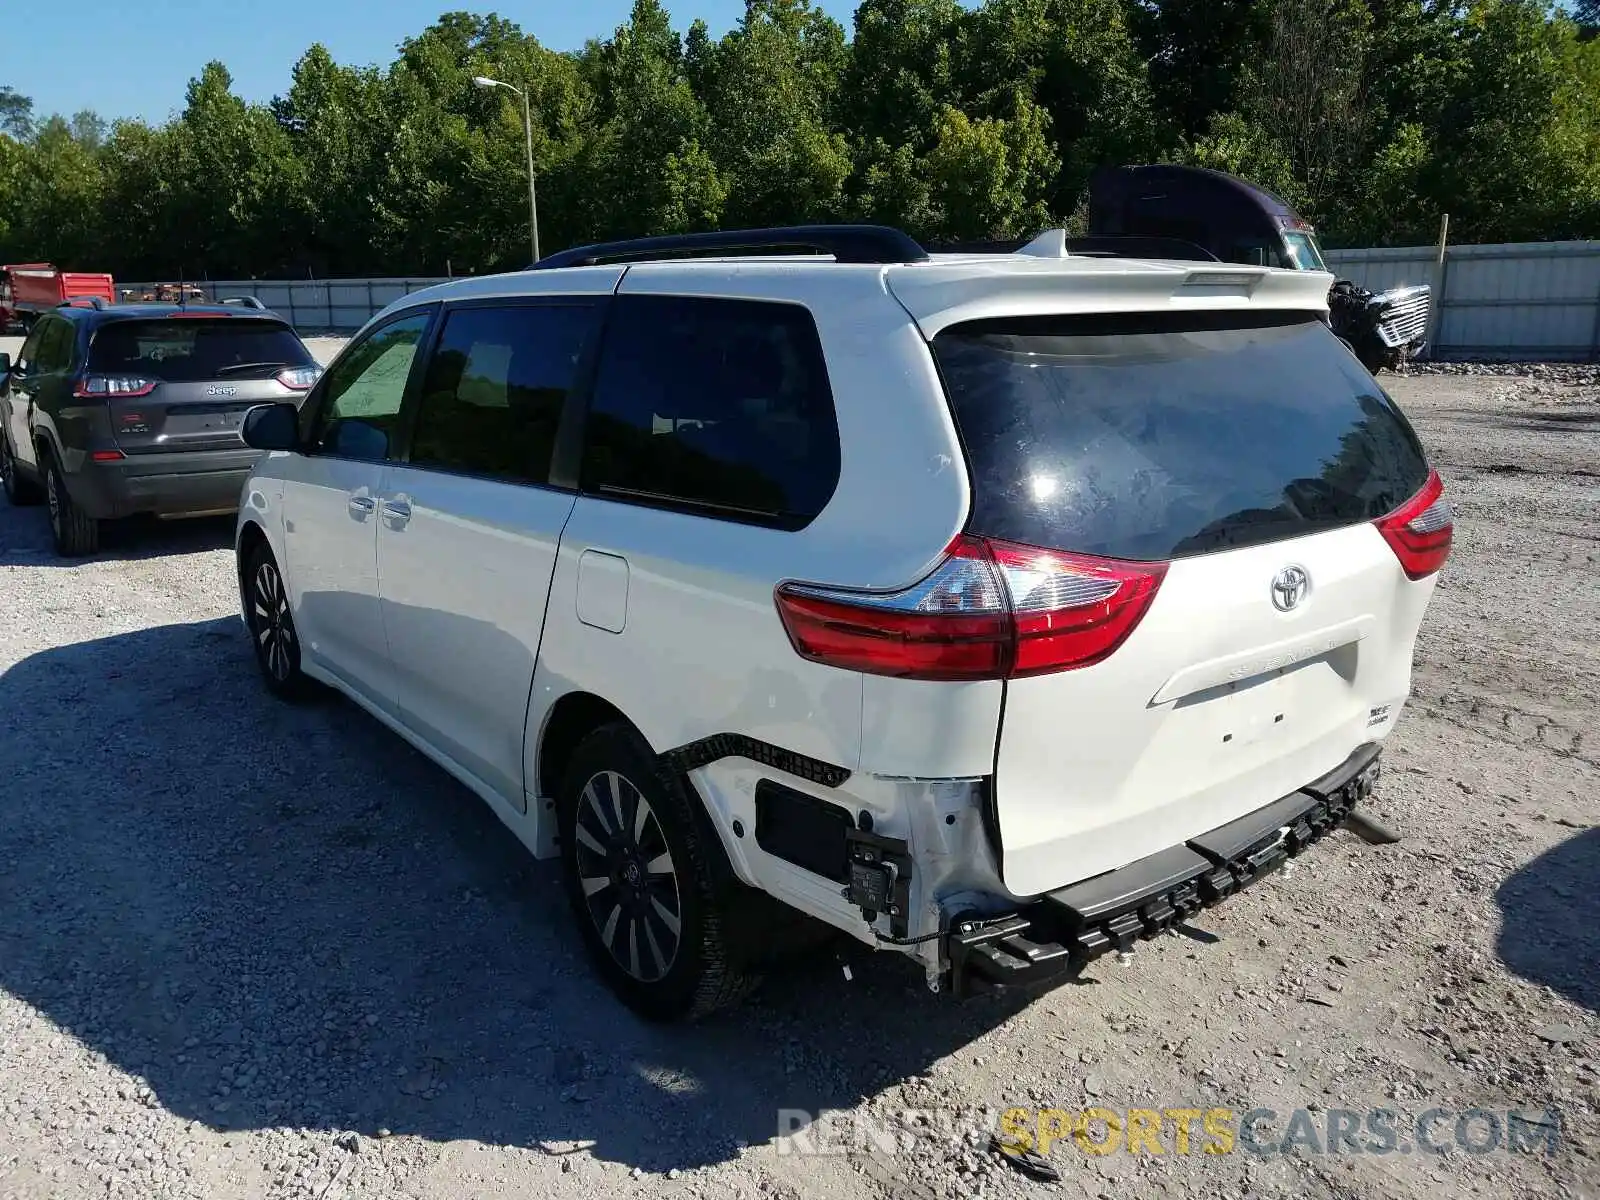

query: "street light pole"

left=520, top=86, right=540, bottom=265
left=473, top=75, right=540, bottom=264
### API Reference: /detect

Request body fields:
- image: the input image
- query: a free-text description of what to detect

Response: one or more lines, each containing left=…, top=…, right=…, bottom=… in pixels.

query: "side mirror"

left=0, top=352, right=11, bottom=375
left=242, top=402, right=299, bottom=452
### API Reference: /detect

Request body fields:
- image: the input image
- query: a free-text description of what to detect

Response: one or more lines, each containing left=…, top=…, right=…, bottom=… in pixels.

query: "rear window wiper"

left=215, top=361, right=297, bottom=375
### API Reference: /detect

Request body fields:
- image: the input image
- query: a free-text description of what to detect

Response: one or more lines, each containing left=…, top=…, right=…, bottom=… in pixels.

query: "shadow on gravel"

left=0, top=501, right=235, bottom=566
left=0, top=618, right=1024, bottom=1171
left=1495, top=827, right=1600, bottom=1012
left=1486, top=408, right=1600, bottom=433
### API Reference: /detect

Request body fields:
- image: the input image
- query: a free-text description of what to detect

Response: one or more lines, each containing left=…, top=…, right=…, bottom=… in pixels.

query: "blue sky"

left=6, top=0, right=780, bottom=126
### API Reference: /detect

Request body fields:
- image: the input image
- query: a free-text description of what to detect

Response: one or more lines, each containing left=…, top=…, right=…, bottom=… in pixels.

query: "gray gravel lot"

left=0, top=336, right=1596, bottom=1200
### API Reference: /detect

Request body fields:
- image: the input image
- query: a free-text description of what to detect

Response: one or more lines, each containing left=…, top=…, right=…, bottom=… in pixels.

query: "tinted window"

left=33, top=319, right=75, bottom=373
left=88, top=319, right=313, bottom=381
left=582, top=295, right=840, bottom=526
left=410, top=304, right=598, bottom=485
left=933, top=313, right=1430, bottom=562
left=308, top=312, right=430, bottom=461
left=15, top=321, right=49, bottom=372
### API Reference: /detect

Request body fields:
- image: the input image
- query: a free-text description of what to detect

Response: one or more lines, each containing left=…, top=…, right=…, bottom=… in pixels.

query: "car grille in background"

left=1375, top=285, right=1431, bottom=349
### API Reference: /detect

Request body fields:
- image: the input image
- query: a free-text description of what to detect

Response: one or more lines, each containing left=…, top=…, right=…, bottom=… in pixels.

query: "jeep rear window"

left=932, top=312, right=1430, bottom=562
left=88, top=319, right=314, bottom=382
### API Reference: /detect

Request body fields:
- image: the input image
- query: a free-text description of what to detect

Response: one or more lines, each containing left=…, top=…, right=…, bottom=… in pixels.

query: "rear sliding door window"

left=88, top=319, right=313, bottom=381
left=581, top=294, right=840, bottom=528
left=410, top=303, right=599, bottom=486
left=933, top=313, right=1430, bottom=562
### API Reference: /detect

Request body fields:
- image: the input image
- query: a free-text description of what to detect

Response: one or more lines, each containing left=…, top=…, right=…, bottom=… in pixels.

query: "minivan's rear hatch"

left=84, top=317, right=319, bottom=453
left=929, top=312, right=1447, bottom=896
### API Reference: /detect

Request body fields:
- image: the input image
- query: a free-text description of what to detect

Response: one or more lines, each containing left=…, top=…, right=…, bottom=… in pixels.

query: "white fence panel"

left=124, top=244, right=1600, bottom=359
left=1328, top=240, right=1600, bottom=360
left=118, top=277, right=451, bottom=333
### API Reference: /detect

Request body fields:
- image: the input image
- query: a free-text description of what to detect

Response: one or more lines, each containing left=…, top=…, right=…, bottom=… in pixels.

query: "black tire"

left=557, top=722, right=754, bottom=1021
left=43, top=451, right=99, bottom=556
left=0, top=432, right=43, bottom=506
left=242, top=539, right=317, bottom=701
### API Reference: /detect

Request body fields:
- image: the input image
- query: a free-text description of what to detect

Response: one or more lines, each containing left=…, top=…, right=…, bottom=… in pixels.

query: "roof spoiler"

left=928, top=230, right=1219, bottom=263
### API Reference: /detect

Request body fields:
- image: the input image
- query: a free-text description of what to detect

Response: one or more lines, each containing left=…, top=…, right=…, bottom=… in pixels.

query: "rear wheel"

left=243, top=540, right=316, bottom=701
left=0, top=433, right=42, bottom=506
left=557, top=723, right=753, bottom=1021
left=44, top=453, right=100, bottom=556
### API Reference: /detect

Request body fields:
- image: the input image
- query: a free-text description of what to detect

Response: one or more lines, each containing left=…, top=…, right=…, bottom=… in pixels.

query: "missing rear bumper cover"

left=947, top=744, right=1381, bottom=999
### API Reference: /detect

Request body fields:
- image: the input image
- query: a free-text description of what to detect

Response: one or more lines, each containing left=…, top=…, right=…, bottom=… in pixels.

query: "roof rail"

left=529, top=225, right=929, bottom=271
left=219, top=295, right=267, bottom=309
left=59, top=295, right=108, bottom=310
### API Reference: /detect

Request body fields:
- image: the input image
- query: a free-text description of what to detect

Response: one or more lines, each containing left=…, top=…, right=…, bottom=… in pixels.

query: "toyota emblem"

left=1271, top=565, right=1311, bottom=612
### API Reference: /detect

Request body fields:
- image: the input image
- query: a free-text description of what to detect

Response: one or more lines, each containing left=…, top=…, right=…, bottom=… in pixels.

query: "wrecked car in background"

left=1087, top=164, right=1432, bottom=373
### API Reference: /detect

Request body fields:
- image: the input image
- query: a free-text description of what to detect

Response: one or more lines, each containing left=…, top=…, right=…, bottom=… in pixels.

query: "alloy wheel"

left=571, top=770, right=684, bottom=983
left=251, top=559, right=295, bottom=682
left=45, top=466, right=61, bottom=535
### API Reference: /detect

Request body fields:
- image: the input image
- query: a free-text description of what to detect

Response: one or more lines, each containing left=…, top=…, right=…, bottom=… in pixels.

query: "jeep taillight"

left=1376, top=469, right=1453, bottom=580
left=74, top=374, right=158, bottom=399
left=275, top=366, right=322, bottom=391
left=774, top=536, right=1167, bottom=681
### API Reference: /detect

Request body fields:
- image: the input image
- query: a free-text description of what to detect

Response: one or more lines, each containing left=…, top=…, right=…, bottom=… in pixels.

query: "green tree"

left=1125, top=0, right=1270, bottom=141
left=963, top=0, right=1164, bottom=214
left=0, top=86, right=32, bottom=139
left=579, top=0, right=724, bottom=240
left=701, top=0, right=851, bottom=227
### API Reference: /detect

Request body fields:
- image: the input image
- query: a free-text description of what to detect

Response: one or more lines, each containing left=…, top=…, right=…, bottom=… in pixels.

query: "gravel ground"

left=0, top=339, right=1596, bottom=1200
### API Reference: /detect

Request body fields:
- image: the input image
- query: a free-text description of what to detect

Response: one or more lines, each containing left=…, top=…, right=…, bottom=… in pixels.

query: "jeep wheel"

left=0, top=434, right=42, bottom=506
left=243, top=540, right=317, bottom=701
left=44, top=453, right=99, bottom=556
left=557, top=723, right=753, bottom=1021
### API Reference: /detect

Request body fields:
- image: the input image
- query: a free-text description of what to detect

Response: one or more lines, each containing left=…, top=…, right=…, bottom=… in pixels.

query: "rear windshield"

left=933, top=313, right=1430, bottom=562
left=88, top=319, right=313, bottom=382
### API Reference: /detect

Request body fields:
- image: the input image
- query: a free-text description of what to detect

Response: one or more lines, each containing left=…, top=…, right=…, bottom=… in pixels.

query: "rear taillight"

left=1376, top=469, right=1453, bottom=580
left=275, top=366, right=322, bottom=391
left=74, top=374, right=158, bottom=399
left=774, top=535, right=1167, bottom=681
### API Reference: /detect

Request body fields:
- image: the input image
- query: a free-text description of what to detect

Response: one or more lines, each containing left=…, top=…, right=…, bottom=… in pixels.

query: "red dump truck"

left=1, top=263, right=118, bottom=332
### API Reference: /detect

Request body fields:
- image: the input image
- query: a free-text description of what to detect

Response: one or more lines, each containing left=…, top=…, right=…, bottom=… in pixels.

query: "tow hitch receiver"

left=946, top=744, right=1382, bottom=998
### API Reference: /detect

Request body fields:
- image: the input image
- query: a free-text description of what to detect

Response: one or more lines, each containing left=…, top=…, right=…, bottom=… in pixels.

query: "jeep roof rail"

left=529, top=224, right=930, bottom=270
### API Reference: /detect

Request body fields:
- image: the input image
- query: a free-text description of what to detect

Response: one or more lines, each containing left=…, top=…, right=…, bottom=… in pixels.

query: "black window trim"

left=299, top=302, right=441, bottom=462
left=390, top=293, right=609, bottom=493
left=572, top=291, right=840, bottom=533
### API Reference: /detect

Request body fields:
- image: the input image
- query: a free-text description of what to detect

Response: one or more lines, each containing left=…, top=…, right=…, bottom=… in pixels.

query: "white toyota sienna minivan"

left=234, top=225, right=1451, bottom=1020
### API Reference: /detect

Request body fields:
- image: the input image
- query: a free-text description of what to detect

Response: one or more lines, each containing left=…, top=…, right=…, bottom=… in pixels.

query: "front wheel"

left=557, top=723, right=754, bottom=1021
left=243, top=540, right=317, bottom=701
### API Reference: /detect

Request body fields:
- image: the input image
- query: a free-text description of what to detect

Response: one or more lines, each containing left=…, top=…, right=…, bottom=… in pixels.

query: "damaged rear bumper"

left=946, top=743, right=1382, bottom=998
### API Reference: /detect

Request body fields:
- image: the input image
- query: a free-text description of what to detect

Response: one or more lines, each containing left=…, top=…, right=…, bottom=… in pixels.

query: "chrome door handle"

left=380, top=498, right=411, bottom=525
left=347, top=494, right=376, bottom=517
